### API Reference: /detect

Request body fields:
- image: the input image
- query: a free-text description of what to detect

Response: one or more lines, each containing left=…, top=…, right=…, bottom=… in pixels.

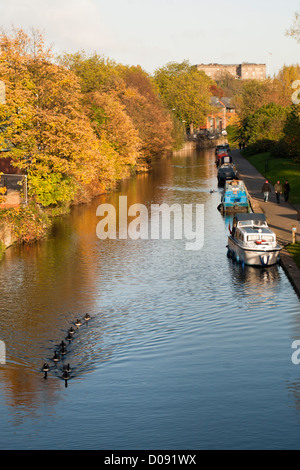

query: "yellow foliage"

left=0, top=29, right=180, bottom=207
left=0, top=187, right=6, bottom=204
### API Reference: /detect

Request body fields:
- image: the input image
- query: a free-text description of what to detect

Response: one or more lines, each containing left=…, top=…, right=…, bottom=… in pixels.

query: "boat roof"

left=219, top=163, right=235, bottom=168
left=216, top=144, right=229, bottom=148
left=240, top=227, right=273, bottom=234
left=225, top=179, right=244, bottom=187
left=234, top=213, right=266, bottom=222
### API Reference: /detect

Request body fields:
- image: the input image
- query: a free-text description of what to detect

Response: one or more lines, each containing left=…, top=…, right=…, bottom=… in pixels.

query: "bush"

left=243, top=139, right=277, bottom=156
left=269, top=139, right=291, bottom=159
left=226, top=125, right=240, bottom=148
left=0, top=202, right=51, bottom=243
left=28, top=173, right=76, bottom=207
left=0, top=240, right=6, bottom=261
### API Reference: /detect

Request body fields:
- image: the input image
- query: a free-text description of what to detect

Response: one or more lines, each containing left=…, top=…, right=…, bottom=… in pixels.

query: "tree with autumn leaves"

left=0, top=28, right=107, bottom=206
left=59, top=52, right=176, bottom=165
left=0, top=28, right=181, bottom=209
left=222, top=64, right=300, bottom=160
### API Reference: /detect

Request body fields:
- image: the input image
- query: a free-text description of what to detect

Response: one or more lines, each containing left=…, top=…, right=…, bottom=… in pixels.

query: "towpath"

left=231, top=148, right=300, bottom=297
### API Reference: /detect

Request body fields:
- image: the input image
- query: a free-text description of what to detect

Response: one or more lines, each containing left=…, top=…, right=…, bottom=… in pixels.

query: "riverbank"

left=0, top=138, right=211, bottom=259
left=0, top=147, right=173, bottom=259
left=0, top=202, right=52, bottom=259
left=231, top=148, right=300, bottom=298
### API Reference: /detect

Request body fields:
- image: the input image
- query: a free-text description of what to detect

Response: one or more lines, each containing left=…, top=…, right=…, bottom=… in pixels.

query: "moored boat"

left=217, top=163, right=238, bottom=185
left=215, top=143, right=230, bottom=155
left=216, top=152, right=232, bottom=168
left=220, top=179, right=249, bottom=213
left=227, top=213, right=282, bottom=267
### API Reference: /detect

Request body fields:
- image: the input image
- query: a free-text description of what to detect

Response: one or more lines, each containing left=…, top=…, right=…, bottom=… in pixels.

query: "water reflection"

left=0, top=146, right=300, bottom=449
left=228, top=262, right=282, bottom=309
left=229, top=262, right=281, bottom=292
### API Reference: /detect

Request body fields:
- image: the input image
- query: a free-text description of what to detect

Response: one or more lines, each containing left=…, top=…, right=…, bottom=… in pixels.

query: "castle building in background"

left=196, top=63, right=266, bottom=80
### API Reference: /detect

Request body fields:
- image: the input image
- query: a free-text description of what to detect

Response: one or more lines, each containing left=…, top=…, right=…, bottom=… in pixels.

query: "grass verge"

left=244, top=152, right=300, bottom=205
left=286, top=242, right=300, bottom=269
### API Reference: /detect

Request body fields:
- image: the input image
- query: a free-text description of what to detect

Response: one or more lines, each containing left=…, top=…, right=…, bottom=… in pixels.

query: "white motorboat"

left=227, top=213, right=282, bottom=267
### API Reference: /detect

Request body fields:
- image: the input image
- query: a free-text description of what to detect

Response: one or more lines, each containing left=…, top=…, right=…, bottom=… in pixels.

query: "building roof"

left=196, top=62, right=265, bottom=67
left=220, top=97, right=235, bottom=109
left=211, top=96, right=235, bottom=110
left=234, top=213, right=266, bottom=222
left=211, top=96, right=224, bottom=108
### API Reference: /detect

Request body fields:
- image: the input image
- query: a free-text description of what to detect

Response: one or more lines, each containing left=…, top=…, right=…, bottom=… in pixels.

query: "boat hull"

left=221, top=203, right=249, bottom=213
left=227, top=236, right=281, bottom=267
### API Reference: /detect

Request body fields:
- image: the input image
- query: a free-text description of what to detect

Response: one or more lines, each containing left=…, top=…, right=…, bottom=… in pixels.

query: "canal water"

left=0, top=146, right=300, bottom=450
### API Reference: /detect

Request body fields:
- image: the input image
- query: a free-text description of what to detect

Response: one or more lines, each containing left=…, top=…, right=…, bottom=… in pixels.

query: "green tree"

left=281, top=104, right=300, bottom=161
left=242, top=103, right=288, bottom=145
left=236, top=79, right=282, bottom=119
left=58, top=51, right=123, bottom=94
left=154, top=60, right=214, bottom=128
left=215, top=71, right=244, bottom=97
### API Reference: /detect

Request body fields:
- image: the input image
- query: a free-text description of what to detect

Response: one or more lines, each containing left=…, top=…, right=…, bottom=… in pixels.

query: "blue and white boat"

left=220, top=179, right=250, bottom=213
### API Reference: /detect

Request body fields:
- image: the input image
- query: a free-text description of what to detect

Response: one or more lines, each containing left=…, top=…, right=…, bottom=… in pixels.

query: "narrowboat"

left=217, top=163, right=238, bottom=185
left=216, top=152, right=232, bottom=168
left=215, top=144, right=230, bottom=155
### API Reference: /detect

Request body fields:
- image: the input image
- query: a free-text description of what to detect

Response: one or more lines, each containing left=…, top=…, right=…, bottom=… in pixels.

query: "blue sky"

left=0, top=0, right=300, bottom=76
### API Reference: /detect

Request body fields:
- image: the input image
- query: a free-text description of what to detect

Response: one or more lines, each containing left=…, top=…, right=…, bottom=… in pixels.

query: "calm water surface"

left=0, top=147, right=300, bottom=450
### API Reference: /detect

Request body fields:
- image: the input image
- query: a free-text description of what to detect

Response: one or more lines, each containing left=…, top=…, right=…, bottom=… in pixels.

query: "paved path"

left=231, top=149, right=300, bottom=298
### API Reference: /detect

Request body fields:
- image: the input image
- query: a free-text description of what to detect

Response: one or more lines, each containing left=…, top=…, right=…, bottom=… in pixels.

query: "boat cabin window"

left=253, top=220, right=267, bottom=227
left=238, top=221, right=251, bottom=227
left=247, top=234, right=274, bottom=242
left=237, top=220, right=267, bottom=228
left=236, top=229, right=244, bottom=241
left=262, top=235, right=274, bottom=242
left=247, top=235, right=260, bottom=241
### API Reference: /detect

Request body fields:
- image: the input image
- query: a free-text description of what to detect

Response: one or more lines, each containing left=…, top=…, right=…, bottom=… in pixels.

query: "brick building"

left=200, top=96, right=236, bottom=135
left=196, top=63, right=266, bottom=81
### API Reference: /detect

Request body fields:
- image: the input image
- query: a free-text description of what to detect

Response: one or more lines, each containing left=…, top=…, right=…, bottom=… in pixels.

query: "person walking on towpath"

left=261, top=180, right=271, bottom=202
left=283, top=180, right=291, bottom=202
left=274, top=180, right=282, bottom=204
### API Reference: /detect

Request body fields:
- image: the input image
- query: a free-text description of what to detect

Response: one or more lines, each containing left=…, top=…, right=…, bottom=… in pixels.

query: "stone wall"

left=197, top=64, right=238, bottom=80
left=0, top=221, right=17, bottom=248
left=196, top=63, right=266, bottom=80
left=240, top=63, right=266, bottom=80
